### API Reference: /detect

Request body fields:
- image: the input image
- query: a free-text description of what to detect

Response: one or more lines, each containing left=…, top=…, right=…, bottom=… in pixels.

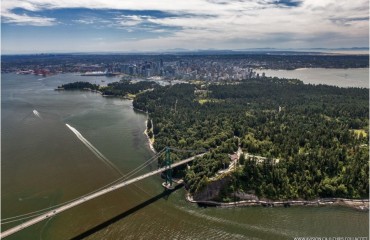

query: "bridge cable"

left=1, top=149, right=164, bottom=223
left=1, top=151, right=164, bottom=225
left=1, top=149, right=166, bottom=224
left=2, top=148, right=204, bottom=224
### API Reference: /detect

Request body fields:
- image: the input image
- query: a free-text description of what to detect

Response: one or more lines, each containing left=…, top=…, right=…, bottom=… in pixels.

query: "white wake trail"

left=33, top=110, right=42, bottom=119
left=65, top=124, right=123, bottom=176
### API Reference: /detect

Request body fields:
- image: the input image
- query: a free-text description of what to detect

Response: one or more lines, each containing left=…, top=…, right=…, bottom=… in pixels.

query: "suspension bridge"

left=1, top=147, right=206, bottom=239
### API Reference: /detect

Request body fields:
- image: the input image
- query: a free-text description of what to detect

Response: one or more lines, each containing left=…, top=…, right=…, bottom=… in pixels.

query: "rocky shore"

left=144, top=119, right=156, bottom=153
left=186, top=193, right=369, bottom=211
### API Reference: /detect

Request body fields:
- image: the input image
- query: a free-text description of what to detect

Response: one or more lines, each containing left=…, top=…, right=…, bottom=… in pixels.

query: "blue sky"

left=1, top=0, right=369, bottom=54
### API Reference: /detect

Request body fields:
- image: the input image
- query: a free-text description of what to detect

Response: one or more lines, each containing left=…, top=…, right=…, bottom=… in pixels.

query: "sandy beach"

left=144, top=119, right=156, bottom=153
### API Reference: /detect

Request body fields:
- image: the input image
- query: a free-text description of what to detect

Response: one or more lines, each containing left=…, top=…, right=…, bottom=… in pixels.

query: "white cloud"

left=2, top=11, right=56, bottom=26
left=114, top=15, right=147, bottom=27
left=1, top=0, right=368, bottom=50
left=73, top=19, right=94, bottom=25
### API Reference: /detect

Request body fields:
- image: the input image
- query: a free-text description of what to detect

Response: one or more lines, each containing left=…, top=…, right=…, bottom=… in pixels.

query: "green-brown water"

left=2, top=73, right=368, bottom=239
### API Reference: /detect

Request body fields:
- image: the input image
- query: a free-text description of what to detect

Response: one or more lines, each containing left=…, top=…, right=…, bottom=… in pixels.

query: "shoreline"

left=144, top=119, right=156, bottom=153
left=256, top=67, right=369, bottom=71
left=54, top=88, right=157, bottom=153
left=186, top=193, right=369, bottom=211
left=55, top=88, right=138, bottom=99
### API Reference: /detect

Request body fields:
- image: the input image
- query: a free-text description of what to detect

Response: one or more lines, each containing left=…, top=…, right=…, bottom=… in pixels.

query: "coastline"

left=133, top=104, right=156, bottom=154
left=55, top=87, right=137, bottom=99
left=185, top=193, right=369, bottom=211
left=144, top=119, right=156, bottom=153
left=56, top=83, right=369, bottom=212
left=60, top=88, right=157, bottom=154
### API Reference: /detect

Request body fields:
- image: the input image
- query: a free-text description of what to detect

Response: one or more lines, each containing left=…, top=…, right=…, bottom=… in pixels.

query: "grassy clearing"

left=198, top=99, right=222, bottom=104
left=352, top=129, right=368, bottom=138
left=125, top=93, right=136, bottom=99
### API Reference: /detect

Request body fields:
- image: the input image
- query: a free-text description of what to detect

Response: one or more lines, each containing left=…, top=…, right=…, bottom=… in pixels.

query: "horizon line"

left=2, top=47, right=370, bottom=56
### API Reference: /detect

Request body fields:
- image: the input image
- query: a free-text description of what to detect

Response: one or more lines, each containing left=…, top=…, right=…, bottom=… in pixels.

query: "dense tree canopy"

left=134, top=78, right=369, bottom=200
left=60, top=81, right=99, bottom=91
left=102, top=81, right=158, bottom=96
left=60, top=80, right=158, bottom=96
left=62, top=77, right=369, bottom=200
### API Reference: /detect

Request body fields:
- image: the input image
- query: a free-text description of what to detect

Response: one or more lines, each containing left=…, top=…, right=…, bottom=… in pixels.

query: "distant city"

left=2, top=53, right=368, bottom=82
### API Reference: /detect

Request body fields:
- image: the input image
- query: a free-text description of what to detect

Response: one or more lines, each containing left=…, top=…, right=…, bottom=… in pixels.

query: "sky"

left=1, top=0, right=369, bottom=54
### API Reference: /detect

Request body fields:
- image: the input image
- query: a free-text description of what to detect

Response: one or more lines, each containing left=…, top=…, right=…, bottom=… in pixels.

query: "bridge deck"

left=1, top=153, right=205, bottom=239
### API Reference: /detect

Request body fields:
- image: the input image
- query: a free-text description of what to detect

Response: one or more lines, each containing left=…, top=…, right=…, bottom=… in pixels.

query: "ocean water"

left=255, top=68, right=369, bottom=88
left=2, top=73, right=368, bottom=240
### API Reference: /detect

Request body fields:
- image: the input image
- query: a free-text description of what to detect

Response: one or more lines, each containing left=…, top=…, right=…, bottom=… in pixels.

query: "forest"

left=133, top=78, right=369, bottom=200
left=62, top=77, right=369, bottom=200
left=59, top=80, right=158, bottom=97
left=60, top=81, right=100, bottom=91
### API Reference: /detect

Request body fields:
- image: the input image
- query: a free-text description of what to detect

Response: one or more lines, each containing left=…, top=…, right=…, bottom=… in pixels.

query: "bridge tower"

left=162, top=147, right=174, bottom=189
left=165, top=147, right=173, bottom=186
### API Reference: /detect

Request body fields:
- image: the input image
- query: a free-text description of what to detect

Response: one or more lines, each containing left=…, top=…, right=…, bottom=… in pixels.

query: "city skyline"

left=2, top=0, right=369, bottom=54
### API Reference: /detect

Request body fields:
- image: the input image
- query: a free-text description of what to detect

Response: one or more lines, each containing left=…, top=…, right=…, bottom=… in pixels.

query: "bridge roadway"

left=1, top=153, right=205, bottom=239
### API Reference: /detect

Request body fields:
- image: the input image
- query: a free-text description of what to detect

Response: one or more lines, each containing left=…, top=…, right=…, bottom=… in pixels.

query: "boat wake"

left=33, top=110, right=42, bottom=119
left=65, top=124, right=123, bottom=176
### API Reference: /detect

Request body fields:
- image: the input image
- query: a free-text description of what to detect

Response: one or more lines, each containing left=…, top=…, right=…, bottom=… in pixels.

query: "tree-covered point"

left=134, top=78, right=369, bottom=200
left=60, top=81, right=100, bottom=91
left=60, top=80, right=159, bottom=97
left=102, top=80, right=158, bottom=96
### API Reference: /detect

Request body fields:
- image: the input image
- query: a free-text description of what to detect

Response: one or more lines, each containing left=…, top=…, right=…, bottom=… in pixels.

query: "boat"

left=81, top=71, right=106, bottom=76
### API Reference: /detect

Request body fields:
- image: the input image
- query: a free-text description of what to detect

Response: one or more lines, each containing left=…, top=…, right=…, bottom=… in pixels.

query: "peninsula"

left=62, top=76, right=369, bottom=209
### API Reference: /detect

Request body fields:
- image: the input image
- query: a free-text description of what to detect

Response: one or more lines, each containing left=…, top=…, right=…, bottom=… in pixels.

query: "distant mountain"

left=2, top=47, right=368, bottom=56
left=160, top=47, right=369, bottom=54
left=303, top=47, right=369, bottom=51
left=164, top=48, right=190, bottom=52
